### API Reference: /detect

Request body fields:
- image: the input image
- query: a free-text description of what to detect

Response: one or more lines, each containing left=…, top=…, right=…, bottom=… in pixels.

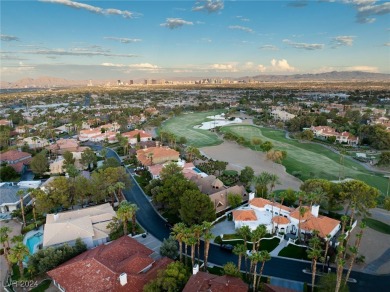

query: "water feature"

left=26, top=232, right=43, bottom=254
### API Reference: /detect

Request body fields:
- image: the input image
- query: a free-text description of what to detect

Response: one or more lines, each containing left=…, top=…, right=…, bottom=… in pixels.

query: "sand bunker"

left=200, top=141, right=302, bottom=191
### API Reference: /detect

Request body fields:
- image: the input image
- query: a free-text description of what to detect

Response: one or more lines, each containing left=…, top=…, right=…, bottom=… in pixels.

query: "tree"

left=318, top=273, right=349, bottom=292
left=8, top=241, right=29, bottom=278
left=80, top=148, right=97, bottom=170
left=298, top=206, right=308, bottom=243
left=192, top=224, right=203, bottom=265
left=159, top=162, right=183, bottom=181
left=116, top=201, right=133, bottom=235
left=253, top=172, right=271, bottom=198
left=260, top=141, right=273, bottom=152
left=171, top=223, right=187, bottom=263
left=0, top=226, right=12, bottom=270
left=257, top=250, right=271, bottom=290
left=63, top=150, right=75, bottom=169
left=0, top=165, right=19, bottom=182
left=186, top=146, right=200, bottom=162
left=267, top=174, right=280, bottom=193
left=249, top=251, right=262, bottom=291
left=227, top=193, right=242, bottom=209
left=129, top=203, right=139, bottom=235
left=377, top=151, right=390, bottom=166
left=16, top=189, right=27, bottom=226
left=266, top=150, right=285, bottom=163
left=233, top=244, right=246, bottom=272
left=179, top=190, right=216, bottom=225
left=159, top=236, right=178, bottom=260
left=301, top=129, right=314, bottom=141
left=99, top=148, right=107, bottom=161
left=239, top=166, right=254, bottom=186
left=223, top=262, right=242, bottom=278
left=30, top=153, right=49, bottom=177
left=307, top=231, right=323, bottom=292
left=202, top=221, right=214, bottom=271
left=143, top=261, right=190, bottom=292
left=251, top=137, right=262, bottom=151
left=101, top=157, right=120, bottom=169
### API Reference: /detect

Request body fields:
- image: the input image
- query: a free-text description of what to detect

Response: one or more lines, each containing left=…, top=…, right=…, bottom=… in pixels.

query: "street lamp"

left=385, top=175, right=390, bottom=197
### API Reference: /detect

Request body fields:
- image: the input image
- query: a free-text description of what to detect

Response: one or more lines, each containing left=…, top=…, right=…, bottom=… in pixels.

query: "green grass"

left=220, top=125, right=388, bottom=194
left=362, top=218, right=390, bottom=235
left=218, top=236, right=280, bottom=252
left=159, top=111, right=224, bottom=148
left=30, top=279, right=52, bottom=292
left=278, top=244, right=309, bottom=260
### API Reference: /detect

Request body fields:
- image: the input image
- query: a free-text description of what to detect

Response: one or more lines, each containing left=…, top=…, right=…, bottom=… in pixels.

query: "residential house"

left=15, top=125, right=33, bottom=134
left=144, top=107, right=159, bottom=116
left=270, top=109, right=296, bottom=122
left=79, top=127, right=119, bottom=143
left=17, top=136, right=49, bottom=149
left=0, top=119, right=13, bottom=127
left=0, top=149, right=32, bottom=173
left=190, top=175, right=247, bottom=213
left=183, top=271, right=248, bottom=292
left=310, top=126, right=359, bottom=145
left=0, top=181, right=41, bottom=213
left=122, top=130, right=152, bottom=145
left=47, top=138, right=88, bottom=155
left=147, top=159, right=199, bottom=180
left=136, top=146, right=179, bottom=166
left=42, top=203, right=116, bottom=249
left=232, top=194, right=341, bottom=240
left=47, top=236, right=172, bottom=292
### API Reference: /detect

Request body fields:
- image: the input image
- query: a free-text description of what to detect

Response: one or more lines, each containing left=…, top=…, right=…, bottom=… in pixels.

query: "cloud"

left=331, top=36, right=355, bottom=48
left=18, top=48, right=137, bottom=58
left=384, top=42, right=390, bottom=47
left=344, top=65, right=379, bottom=72
left=283, top=39, right=324, bottom=50
left=210, top=63, right=238, bottom=72
left=343, top=0, right=390, bottom=23
left=288, top=0, right=308, bottom=8
left=228, top=25, right=254, bottom=33
left=236, top=16, right=250, bottom=22
left=1, top=62, right=35, bottom=75
left=192, top=0, right=224, bottom=13
left=39, top=0, right=139, bottom=19
left=160, top=18, right=193, bottom=29
left=1, top=34, right=20, bottom=41
left=101, top=62, right=159, bottom=70
left=270, top=59, right=296, bottom=72
left=104, top=37, right=142, bottom=43
left=259, top=45, right=279, bottom=51
left=200, top=38, right=212, bottom=43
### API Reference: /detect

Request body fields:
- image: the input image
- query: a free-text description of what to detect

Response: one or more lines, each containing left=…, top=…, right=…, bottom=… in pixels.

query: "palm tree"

left=257, top=250, right=271, bottom=291
left=249, top=251, right=262, bottom=291
left=202, top=221, right=214, bottom=271
left=147, top=152, right=154, bottom=165
left=252, top=225, right=267, bottom=253
left=0, top=227, right=12, bottom=270
left=182, top=227, right=190, bottom=266
left=267, top=174, right=280, bottom=194
left=16, top=189, right=27, bottom=227
left=307, top=231, right=322, bottom=292
left=252, top=172, right=271, bottom=198
left=322, top=234, right=332, bottom=272
left=335, top=234, right=346, bottom=292
left=116, top=201, right=133, bottom=235
left=107, top=185, right=117, bottom=207
left=100, top=148, right=108, bottom=161
left=233, top=244, right=246, bottom=271
left=192, top=224, right=203, bottom=264
left=276, top=191, right=287, bottom=232
left=186, top=146, right=200, bottom=162
left=115, top=182, right=126, bottom=201
left=269, top=192, right=278, bottom=234
left=129, top=203, right=139, bottom=235
left=8, top=242, right=29, bottom=278
left=237, top=225, right=251, bottom=276
left=298, top=206, right=307, bottom=243
left=171, top=223, right=186, bottom=263
left=187, top=230, right=197, bottom=268
left=344, top=221, right=366, bottom=286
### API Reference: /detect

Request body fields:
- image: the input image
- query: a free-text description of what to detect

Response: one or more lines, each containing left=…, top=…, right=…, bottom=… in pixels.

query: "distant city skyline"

left=1, top=0, right=389, bottom=81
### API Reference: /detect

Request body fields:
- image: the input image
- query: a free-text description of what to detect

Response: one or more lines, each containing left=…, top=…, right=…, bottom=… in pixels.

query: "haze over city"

left=1, top=0, right=390, bottom=82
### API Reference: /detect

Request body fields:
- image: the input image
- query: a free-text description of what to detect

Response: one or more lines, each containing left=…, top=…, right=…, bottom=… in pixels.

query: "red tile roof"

left=183, top=272, right=248, bottom=292
left=272, top=216, right=290, bottom=225
left=0, top=150, right=31, bottom=162
left=47, top=236, right=172, bottom=292
left=233, top=210, right=257, bottom=221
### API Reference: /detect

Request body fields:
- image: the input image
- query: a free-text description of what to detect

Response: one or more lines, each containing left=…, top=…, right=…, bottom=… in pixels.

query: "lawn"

left=217, top=236, right=280, bottom=252
left=220, top=125, right=388, bottom=194
left=159, top=111, right=224, bottom=148
left=362, top=218, right=390, bottom=235
left=278, top=244, right=309, bottom=261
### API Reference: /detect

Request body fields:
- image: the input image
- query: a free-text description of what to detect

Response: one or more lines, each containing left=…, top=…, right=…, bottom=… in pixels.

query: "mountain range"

left=1, top=71, right=389, bottom=89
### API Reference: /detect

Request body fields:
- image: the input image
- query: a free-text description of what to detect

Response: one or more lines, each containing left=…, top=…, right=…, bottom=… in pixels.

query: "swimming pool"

left=193, top=167, right=202, bottom=173
left=26, top=232, right=43, bottom=254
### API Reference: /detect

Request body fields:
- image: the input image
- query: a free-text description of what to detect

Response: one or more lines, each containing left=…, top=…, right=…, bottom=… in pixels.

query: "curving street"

left=90, top=144, right=390, bottom=291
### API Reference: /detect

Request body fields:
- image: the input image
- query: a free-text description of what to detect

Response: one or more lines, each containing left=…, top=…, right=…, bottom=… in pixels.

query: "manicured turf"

left=159, top=111, right=224, bottom=148
left=362, top=218, right=390, bottom=235
left=218, top=236, right=280, bottom=252
left=278, top=244, right=309, bottom=260
left=220, top=125, right=388, bottom=194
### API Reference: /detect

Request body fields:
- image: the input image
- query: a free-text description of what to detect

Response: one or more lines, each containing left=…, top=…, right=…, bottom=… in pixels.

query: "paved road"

left=89, top=143, right=390, bottom=291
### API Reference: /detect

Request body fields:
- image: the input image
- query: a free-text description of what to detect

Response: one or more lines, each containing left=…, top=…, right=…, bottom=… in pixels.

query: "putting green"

left=159, top=111, right=223, bottom=148
left=220, top=124, right=388, bottom=194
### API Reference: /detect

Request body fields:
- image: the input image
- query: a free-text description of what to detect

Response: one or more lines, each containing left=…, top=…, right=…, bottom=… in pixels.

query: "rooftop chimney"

left=249, top=192, right=255, bottom=201
left=311, top=205, right=319, bottom=218
left=119, top=273, right=127, bottom=286
left=53, top=213, right=59, bottom=221
left=192, top=264, right=199, bottom=275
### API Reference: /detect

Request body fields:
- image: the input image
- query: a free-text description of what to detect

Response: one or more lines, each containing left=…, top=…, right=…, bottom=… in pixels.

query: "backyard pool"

left=25, top=231, right=43, bottom=255
left=193, top=167, right=202, bottom=173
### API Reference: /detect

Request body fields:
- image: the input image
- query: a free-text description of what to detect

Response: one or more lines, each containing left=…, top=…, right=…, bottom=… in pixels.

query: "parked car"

left=220, top=244, right=234, bottom=252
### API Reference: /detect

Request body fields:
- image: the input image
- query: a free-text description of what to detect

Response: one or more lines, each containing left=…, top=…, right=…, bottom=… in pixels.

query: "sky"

left=1, top=0, right=389, bottom=81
